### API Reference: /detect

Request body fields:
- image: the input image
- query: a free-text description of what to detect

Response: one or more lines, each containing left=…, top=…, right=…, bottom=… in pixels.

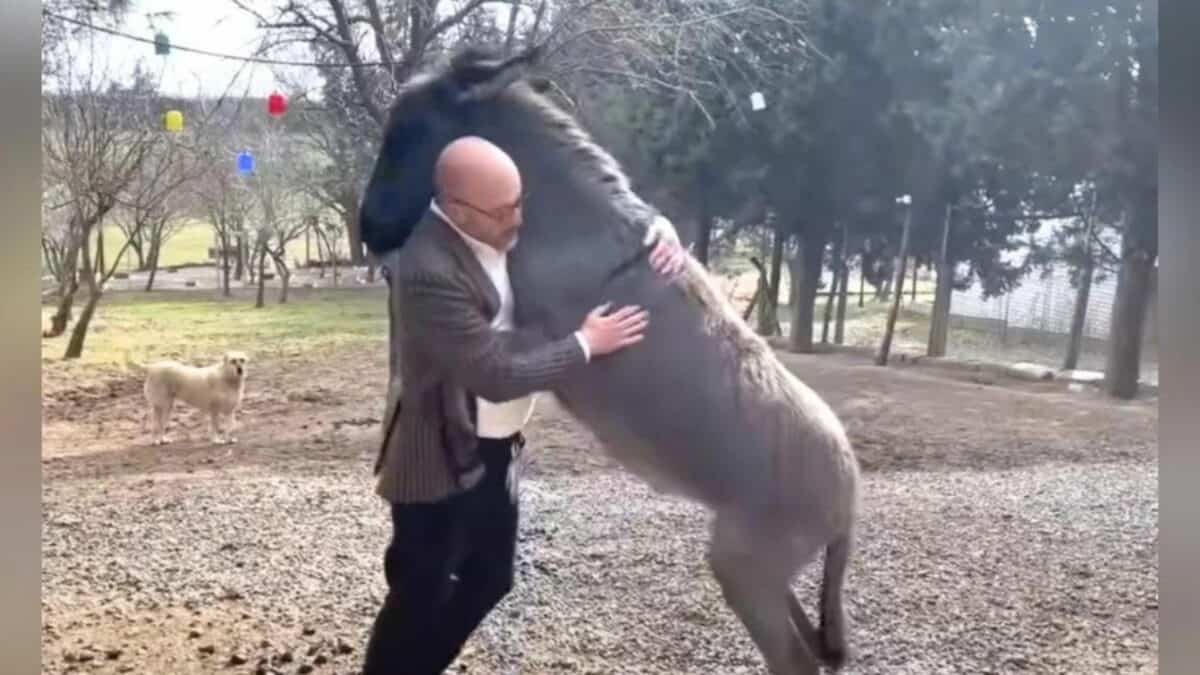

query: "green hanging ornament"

left=154, top=32, right=171, bottom=56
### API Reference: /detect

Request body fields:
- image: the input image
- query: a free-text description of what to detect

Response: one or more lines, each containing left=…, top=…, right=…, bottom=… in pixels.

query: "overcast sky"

left=54, top=0, right=322, bottom=98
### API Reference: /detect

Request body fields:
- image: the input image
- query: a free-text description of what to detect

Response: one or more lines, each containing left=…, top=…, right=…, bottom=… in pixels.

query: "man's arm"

left=401, top=272, right=587, bottom=403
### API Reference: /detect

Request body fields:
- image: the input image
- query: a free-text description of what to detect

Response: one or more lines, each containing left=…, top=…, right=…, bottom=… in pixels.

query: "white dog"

left=142, top=351, right=249, bottom=446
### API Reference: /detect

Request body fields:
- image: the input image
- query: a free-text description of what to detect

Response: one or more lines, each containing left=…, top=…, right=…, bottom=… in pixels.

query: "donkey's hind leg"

left=708, top=515, right=821, bottom=675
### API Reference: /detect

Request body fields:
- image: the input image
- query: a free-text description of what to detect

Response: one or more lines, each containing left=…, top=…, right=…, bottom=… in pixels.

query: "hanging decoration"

left=164, top=109, right=184, bottom=132
left=236, top=151, right=256, bottom=176
left=749, top=92, right=767, bottom=112
left=267, top=92, right=288, bottom=118
left=154, top=31, right=171, bottom=56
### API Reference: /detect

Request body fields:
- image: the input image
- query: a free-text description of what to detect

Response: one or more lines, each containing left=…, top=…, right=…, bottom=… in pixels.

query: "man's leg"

left=426, top=437, right=521, bottom=671
left=363, top=498, right=462, bottom=675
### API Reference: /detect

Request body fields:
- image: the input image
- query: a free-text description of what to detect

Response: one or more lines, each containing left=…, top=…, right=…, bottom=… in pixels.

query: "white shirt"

left=430, top=199, right=590, bottom=439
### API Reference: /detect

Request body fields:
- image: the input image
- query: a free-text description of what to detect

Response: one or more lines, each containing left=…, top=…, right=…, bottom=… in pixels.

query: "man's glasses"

left=444, top=191, right=529, bottom=222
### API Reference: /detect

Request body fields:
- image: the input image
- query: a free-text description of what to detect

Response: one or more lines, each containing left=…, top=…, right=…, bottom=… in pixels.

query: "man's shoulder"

left=394, top=212, right=457, bottom=280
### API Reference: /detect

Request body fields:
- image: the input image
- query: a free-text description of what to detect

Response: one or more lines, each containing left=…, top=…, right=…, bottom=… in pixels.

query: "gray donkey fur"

left=359, top=46, right=861, bottom=675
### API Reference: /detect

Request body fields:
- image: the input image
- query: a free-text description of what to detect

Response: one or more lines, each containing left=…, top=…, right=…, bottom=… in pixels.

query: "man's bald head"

left=434, top=136, right=524, bottom=251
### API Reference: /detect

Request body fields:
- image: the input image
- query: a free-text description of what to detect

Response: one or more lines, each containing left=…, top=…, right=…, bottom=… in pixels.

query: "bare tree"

left=242, top=113, right=312, bottom=305
left=42, top=44, right=161, bottom=356
left=111, top=129, right=199, bottom=291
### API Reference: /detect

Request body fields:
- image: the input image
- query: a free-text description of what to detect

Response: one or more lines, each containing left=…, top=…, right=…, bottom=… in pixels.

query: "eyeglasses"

left=443, top=190, right=528, bottom=222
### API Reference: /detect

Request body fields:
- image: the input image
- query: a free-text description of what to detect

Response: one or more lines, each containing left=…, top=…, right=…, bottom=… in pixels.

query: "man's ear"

left=449, top=44, right=543, bottom=103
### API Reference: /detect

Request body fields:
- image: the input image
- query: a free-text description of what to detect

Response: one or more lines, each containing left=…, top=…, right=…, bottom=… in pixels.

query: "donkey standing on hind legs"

left=359, top=45, right=861, bottom=675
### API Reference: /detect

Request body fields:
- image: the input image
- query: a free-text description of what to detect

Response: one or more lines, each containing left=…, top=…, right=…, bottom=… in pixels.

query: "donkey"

left=359, top=46, right=861, bottom=675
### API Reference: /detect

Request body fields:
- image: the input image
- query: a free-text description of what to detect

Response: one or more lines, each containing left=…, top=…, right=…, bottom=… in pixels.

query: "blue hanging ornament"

left=154, top=32, right=171, bottom=56
left=236, top=151, right=255, bottom=176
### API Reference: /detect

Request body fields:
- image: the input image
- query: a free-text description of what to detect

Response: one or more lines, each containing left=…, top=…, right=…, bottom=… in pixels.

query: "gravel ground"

left=42, top=345, right=1158, bottom=674
left=42, top=459, right=1157, bottom=675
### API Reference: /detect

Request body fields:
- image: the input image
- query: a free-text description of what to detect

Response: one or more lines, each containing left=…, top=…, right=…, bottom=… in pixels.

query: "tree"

left=193, top=147, right=254, bottom=298
left=42, top=43, right=162, bottom=357
left=876, top=198, right=913, bottom=365
left=288, top=65, right=376, bottom=265
left=969, top=0, right=1157, bottom=396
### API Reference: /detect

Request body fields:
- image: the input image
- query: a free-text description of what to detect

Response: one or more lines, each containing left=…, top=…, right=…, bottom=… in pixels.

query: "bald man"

left=363, top=136, right=685, bottom=673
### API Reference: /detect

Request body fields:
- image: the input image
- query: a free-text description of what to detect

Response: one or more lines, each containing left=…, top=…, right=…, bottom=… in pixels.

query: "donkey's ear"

left=450, top=45, right=543, bottom=103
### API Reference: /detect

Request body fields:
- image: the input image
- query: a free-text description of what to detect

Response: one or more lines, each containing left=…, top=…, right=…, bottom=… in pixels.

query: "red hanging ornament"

left=267, top=92, right=288, bottom=118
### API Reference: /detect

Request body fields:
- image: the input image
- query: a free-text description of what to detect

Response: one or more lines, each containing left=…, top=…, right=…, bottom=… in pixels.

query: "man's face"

left=446, top=185, right=525, bottom=252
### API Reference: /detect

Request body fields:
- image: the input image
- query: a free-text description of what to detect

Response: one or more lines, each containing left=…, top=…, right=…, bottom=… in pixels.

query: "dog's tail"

left=123, top=351, right=148, bottom=377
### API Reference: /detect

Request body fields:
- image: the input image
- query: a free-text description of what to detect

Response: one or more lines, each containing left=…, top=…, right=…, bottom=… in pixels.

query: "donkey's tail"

left=818, top=528, right=854, bottom=669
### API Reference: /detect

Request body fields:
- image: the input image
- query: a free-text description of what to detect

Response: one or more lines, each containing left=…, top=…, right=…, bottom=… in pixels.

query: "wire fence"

left=715, top=256, right=1159, bottom=387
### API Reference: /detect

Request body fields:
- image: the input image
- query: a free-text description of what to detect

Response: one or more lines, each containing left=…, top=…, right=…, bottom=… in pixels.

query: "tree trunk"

left=94, top=226, right=106, bottom=283
left=877, top=208, right=913, bottom=366
left=279, top=267, right=290, bottom=303
left=63, top=289, right=101, bottom=359
left=47, top=235, right=82, bottom=337
left=255, top=246, right=267, bottom=309
left=219, top=232, right=232, bottom=297
left=273, top=251, right=291, bottom=304
left=834, top=227, right=850, bottom=344
left=1103, top=248, right=1154, bottom=399
left=316, top=232, right=328, bottom=278
left=758, top=228, right=785, bottom=336
left=143, top=240, right=160, bottom=292
left=789, top=229, right=826, bottom=353
left=64, top=232, right=101, bottom=359
left=858, top=255, right=865, bottom=308
left=927, top=205, right=954, bottom=357
left=235, top=233, right=246, bottom=281
left=130, top=229, right=146, bottom=270
left=1063, top=206, right=1099, bottom=370
left=822, top=227, right=844, bottom=344
left=1063, top=260, right=1094, bottom=371
left=751, top=257, right=779, bottom=336
left=821, top=270, right=838, bottom=344
left=911, top=259, right=918, bottom=302
left=342, top=193, right=365, bottom=265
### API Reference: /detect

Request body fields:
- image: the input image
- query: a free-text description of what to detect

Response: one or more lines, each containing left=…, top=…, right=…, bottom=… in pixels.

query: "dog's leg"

left=209, top=410, right=226, bottom=445
left=226, top=410, right=239, bottom=444
left=152, top=402, right=172, bottom=445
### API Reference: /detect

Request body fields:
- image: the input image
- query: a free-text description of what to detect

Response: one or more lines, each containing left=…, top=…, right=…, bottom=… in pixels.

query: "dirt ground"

left=41, top=345, right=1158, bottom=674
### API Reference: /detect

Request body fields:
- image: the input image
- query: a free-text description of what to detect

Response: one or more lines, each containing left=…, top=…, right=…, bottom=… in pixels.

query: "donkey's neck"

left=477, top=94, right=654, bottom=246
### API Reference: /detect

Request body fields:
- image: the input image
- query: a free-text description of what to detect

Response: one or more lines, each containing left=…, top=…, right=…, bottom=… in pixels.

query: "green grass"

left=89, top=221, right=322, bottom=274
left=41, top=288, right=388, bottom=384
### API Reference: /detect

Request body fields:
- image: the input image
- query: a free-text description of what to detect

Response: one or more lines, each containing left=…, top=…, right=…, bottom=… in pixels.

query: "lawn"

left=41, top=287, right=389, bottom=392
left=89, top=220, right=323, bottom=274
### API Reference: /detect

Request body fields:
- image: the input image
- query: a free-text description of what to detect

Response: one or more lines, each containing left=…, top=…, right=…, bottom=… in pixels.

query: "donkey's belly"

left=552, top=322, right=779, bottom=508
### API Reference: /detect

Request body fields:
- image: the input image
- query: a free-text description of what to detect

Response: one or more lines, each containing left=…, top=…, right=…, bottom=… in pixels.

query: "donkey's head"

left=359, top=45, right=545, bottom=255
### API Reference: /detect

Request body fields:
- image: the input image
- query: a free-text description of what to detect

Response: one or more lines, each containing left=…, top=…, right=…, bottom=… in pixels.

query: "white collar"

left=430, top=198, right=506, bottom=263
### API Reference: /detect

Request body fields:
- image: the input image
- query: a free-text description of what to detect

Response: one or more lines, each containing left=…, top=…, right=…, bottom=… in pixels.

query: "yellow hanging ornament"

left=164, top=109, right=184, bottom=132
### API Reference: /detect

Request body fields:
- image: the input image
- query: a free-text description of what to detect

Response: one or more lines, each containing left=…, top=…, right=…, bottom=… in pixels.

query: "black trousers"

left=362, top=436, right=522, bottom=675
